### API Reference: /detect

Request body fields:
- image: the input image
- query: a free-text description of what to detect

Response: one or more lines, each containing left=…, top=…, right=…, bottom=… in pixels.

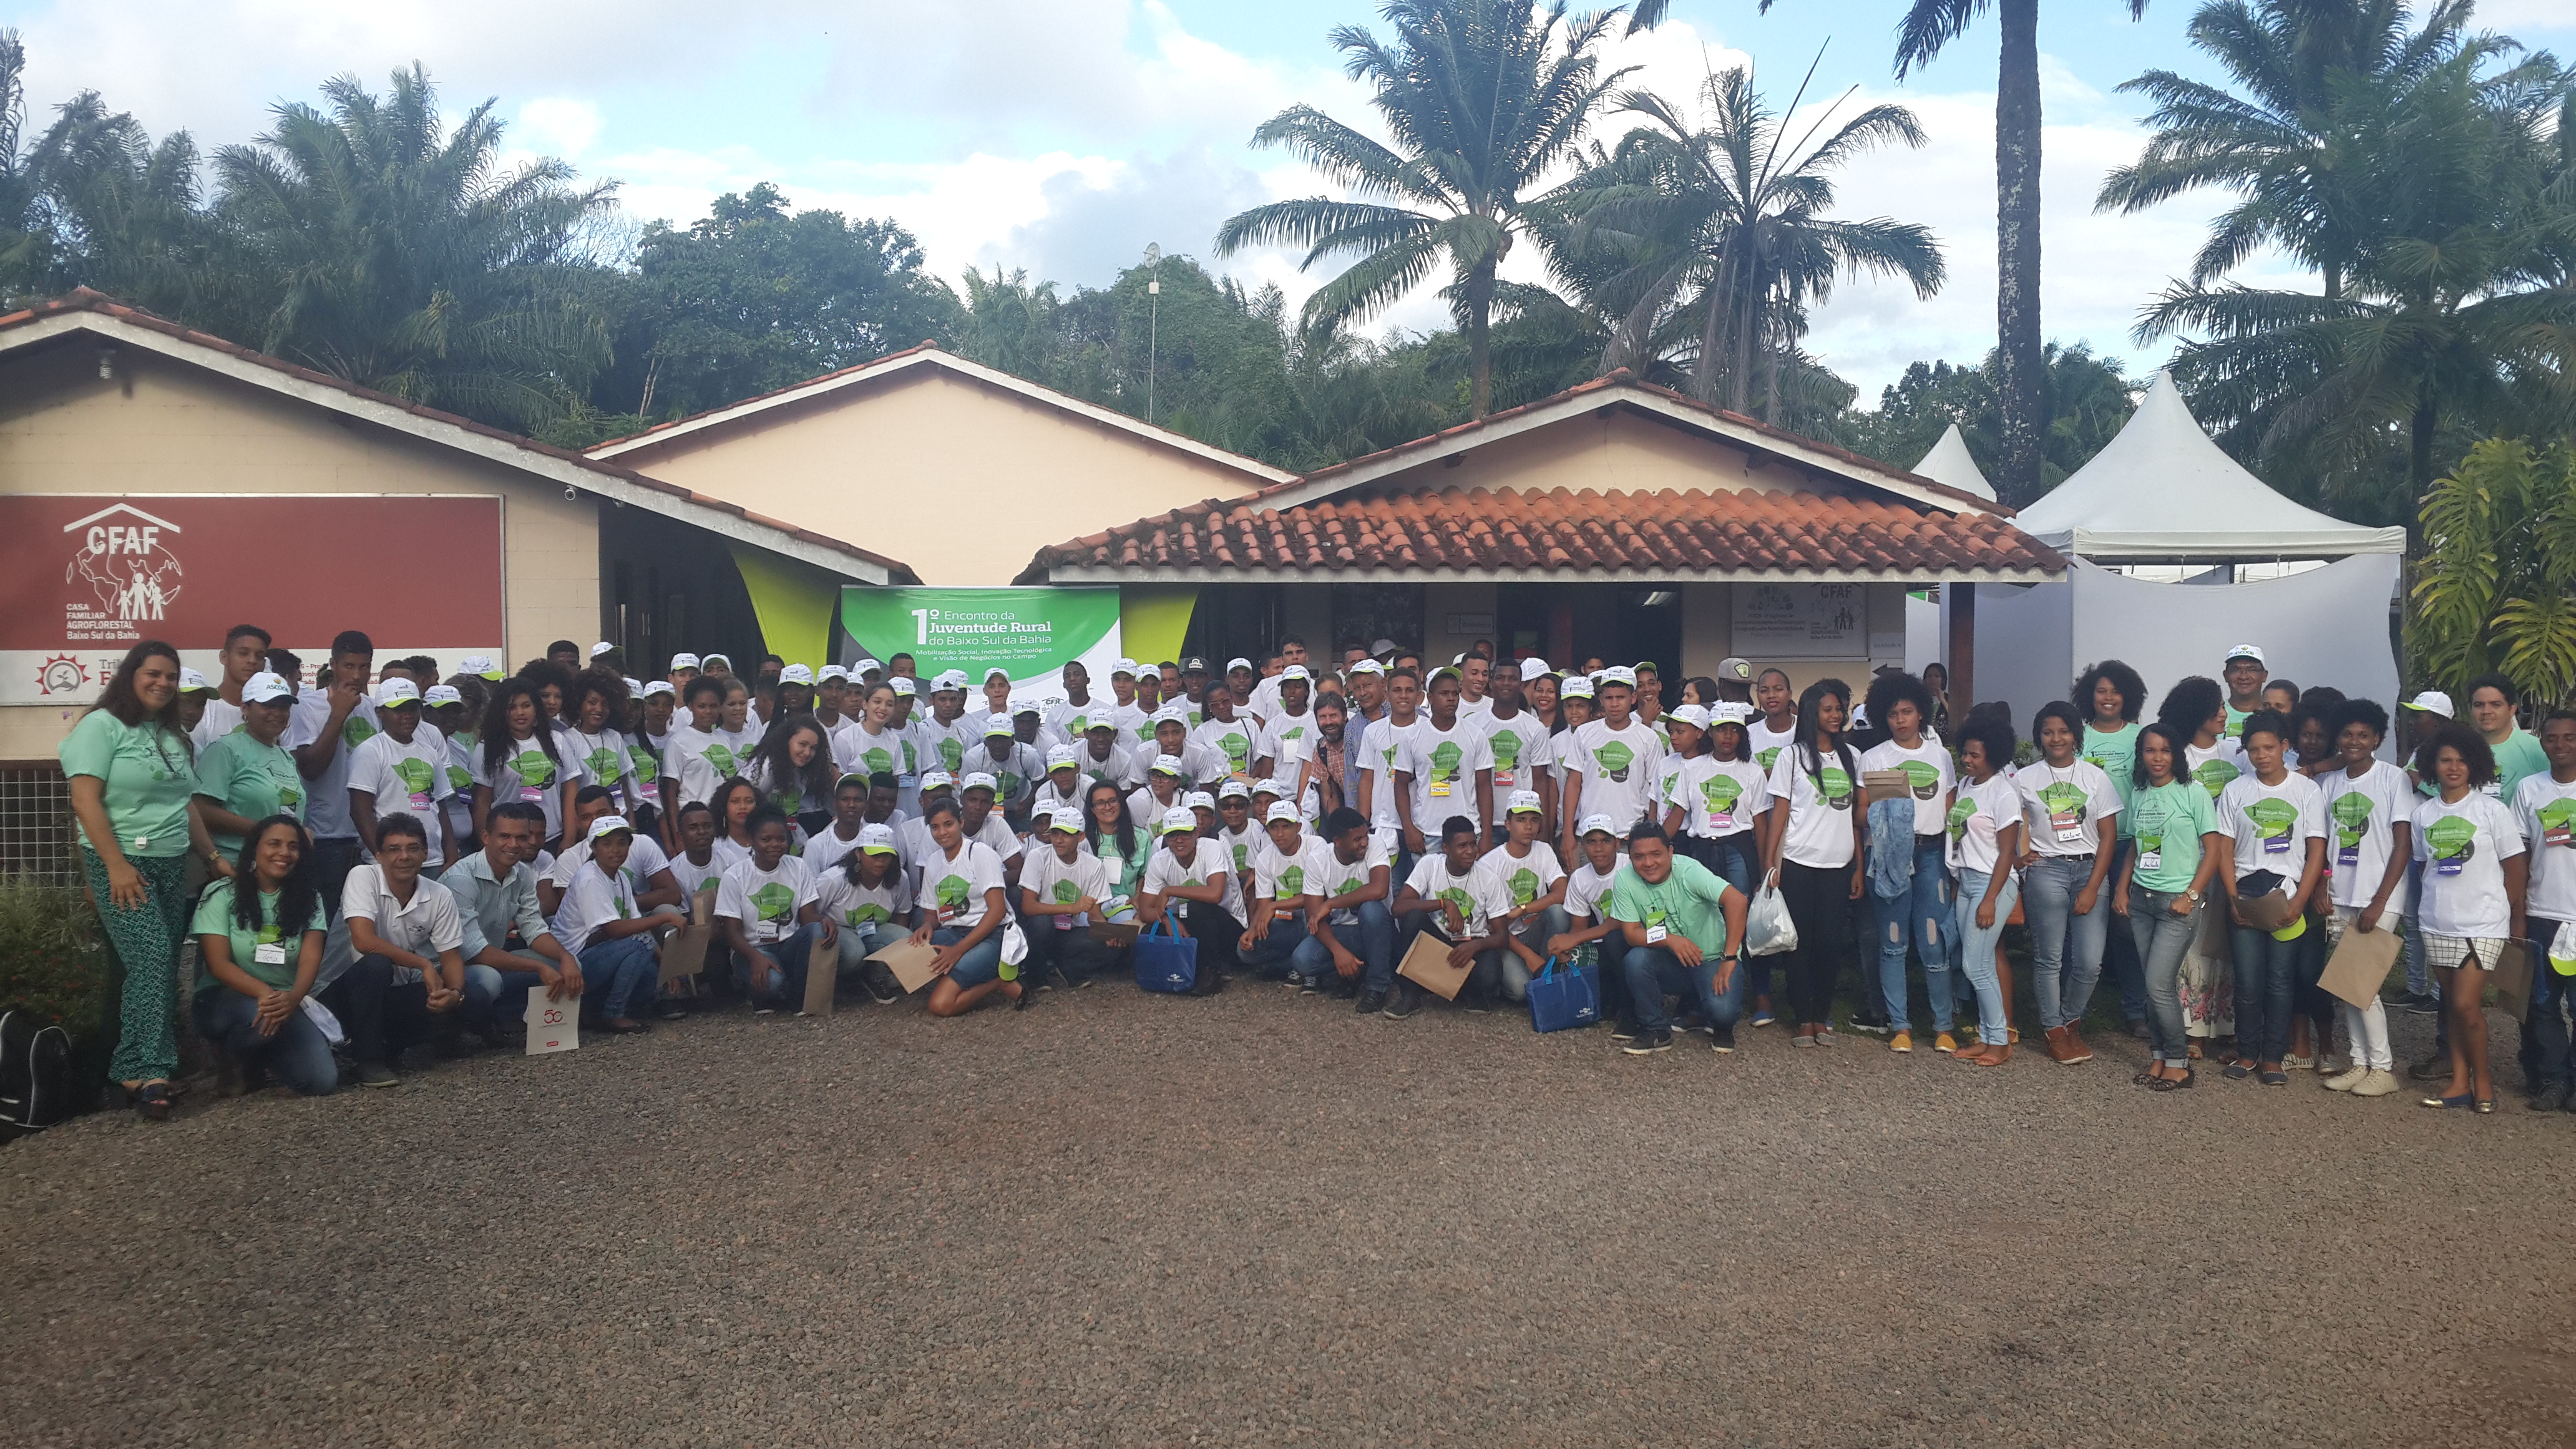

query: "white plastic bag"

left=1746, top=883, right=1799, bottom=957
left=1000, top=917, right=1029, bottom=971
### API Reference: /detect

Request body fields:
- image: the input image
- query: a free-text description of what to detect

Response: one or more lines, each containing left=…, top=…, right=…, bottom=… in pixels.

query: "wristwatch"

left=2184, top=888, right=2203, bottom=905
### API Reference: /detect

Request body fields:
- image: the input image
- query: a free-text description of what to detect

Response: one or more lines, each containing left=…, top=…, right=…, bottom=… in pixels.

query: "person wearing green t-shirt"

left=2114, top=723, right=2229, bottom=1088
left=1606, top=826, right=1749, bottom=1055
left=193, top=670, right=304, bottom=859
left=2467, top=673, right=2551, bottom=803
left=2079, top=659, right=2151, bottom=1038
left=191, top=815, right=335, bottom=1096
left=62, top=642, right=226, bottom=1121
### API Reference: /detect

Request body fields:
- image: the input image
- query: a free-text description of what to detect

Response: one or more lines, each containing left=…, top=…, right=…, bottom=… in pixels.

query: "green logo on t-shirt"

left=2038, top=781, right=2086, bottom=824
left=937, top=874, right=971, bottom=910
left=1596, top=740, right=1634, bottom=783
left=2539, top=798, right=2576, bottom=846
left=1946, top=795, right=1978, bottom=843
left=1279, top=865, right=1307, bottom=897
left=1490, top=730, right=1521, bottom=771
left=1053, top=879, right=1080, bottom=903
left=512, top=750, right=554, bottom=789
left=2425, top=814, right=2477, bottom=862
left=342, top=716, right=376, bottom=749
left=751, top=881, right=794, bottom=923
left=391, top=757, right=434, bottom=794
left=630, top=751, right=658, bottom=784
left=1757, top=746, right=1783, bottom=771
left=1700, top=775, right=1744, bottom=816
left=937, top=738, right=965, bottom=773
left=1820, top=766, right=1853, bottom=811
left=861, top=746, right=894, bottom=776
left=1430, top=739, right=1463, bottom=786
left=2247, top=796, right=2298, bottom=841
left=1508, top=866, right=1541, bottom=905
left=1217, top=729, right=1251, bottom=771
left=445, top=764, right=472, bottom=794
left=706, top=744, right=739, bottom=777
left=1437, top=885, right=1474, bottom=920
left=1900, top=760, right=1941, bottom=800
left=2330, top=791, right=2374, bottom=849
left=585, top=746, right=623, bottom=784
left=843, top=901, right=891, bottom=927
left=2193, top=758, right=2240, bottom=798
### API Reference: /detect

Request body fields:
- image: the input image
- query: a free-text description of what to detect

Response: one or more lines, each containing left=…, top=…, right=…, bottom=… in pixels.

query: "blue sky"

left=9, top=0, right=2571, bottom=398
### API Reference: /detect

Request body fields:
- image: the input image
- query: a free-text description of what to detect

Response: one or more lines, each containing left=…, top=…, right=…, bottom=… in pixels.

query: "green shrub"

left=0, top=872, right=110, bottom=1039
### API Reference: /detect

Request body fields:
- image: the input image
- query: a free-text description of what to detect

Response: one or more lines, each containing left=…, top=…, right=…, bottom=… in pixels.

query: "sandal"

left=2132, top=1070, right=2160, bottom=1086
left=2421, top=1093, right=2476, bottom=1110
left=134, top=1080, right=172, bottom=1122
left=2222, top=1061, right=2255, bottom=1081
left=2476, top=1098, right=2496, bottom=1115
left=2147, top=1071, right=2194, bottom=1092
left=2259, top=1070, right=2289, bottom=1088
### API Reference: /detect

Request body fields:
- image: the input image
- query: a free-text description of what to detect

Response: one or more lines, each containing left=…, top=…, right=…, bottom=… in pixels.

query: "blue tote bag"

left=1525, top=955, right=1599, bottom=1033
left=1134, top=918, right=1199, bottom=993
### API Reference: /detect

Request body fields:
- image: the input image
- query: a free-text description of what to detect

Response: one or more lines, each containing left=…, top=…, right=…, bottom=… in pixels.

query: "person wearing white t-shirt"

left=2315, top=700, right=2416, bottom=1095
left=1236, top=803, right=1329, bottom=981
left=2213, top=710, right=2328, bottom=1083
left=472, top=677, right=583, bottom=852
left=1748, top=668, right=1798, bottom=775
left=804, top=775, right=880, bottom=881
left=1856, top=676, right=1957, bottom=1052
left=1544, top=816, right=1627, bottom=990
left=1480, top=791, right=1565, bottom=1000
left=1944, top=715, right=2027, bottom=1065
left=1073, top=721, right=1144, bottom=794
left=1385, top=816, right=1516, bottom=1018
left=2512, top=709, right=2576, bottom=1110
left=548, top=814, right=665, bottom=1032
left=1395, top=668, right=1495, bottom=852
left=1212, top=783, right=1265, bottom=921
left=1193, top=687, right=1264, bottom=781
left=1761, top=681, right=1864, bottom=1046
left=1031, top=746, right=1091, bottom=824
left=1138, top=806, right=1237, bottom=996
left=560, top=674, right=642, bottom=815
left=287, top=632, right=384, bottom=909
left=2014, top=702, right=2125, bottom=1063
left=190, top=624, right=273, bottom=751
left=2413, top=723, right=2529, bottom=1111
left=1290, top=807, right=1395, bottom=1006
left=1356, top=668, right=1426, bottom=870
left=907, top=798, right=1018, bottom=1016
left=544, top=786, right=684, bottom=917
left=1478, top=663, right=1553, bottom=839
left=1018, top=809, right=1119, bottom=988
left=315, top=814, right=466, bottom=1088
left=347, top=679, right=459, bottom=871
left=814, top=821, right=915, bottom=1004
left=1558, top=668, right=1665, bottom=858
left=716, top=805, right=826, bottom=1012
left=1124, top=756, right=1192, bottom=844
left=712, top=678, right=761, bottom=770
left=836, top=683, right=922, bottom=814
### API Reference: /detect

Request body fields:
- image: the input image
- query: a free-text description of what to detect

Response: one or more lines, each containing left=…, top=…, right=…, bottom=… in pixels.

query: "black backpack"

left=0, top=1008, right=74, bottom=1141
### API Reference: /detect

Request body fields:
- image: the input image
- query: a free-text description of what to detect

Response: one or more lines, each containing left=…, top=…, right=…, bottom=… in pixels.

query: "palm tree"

left=2137, top=42, right=2576, bottom=510
left=1732, top=0, right=2152, bottom=500
left=2097, top=0, right=2474, bottom=301
left=1548, top=61, right=1944, bottom=417
left=215, top=65, right=617, bottom=432
left=1215, top=0, right=1631, bottom=419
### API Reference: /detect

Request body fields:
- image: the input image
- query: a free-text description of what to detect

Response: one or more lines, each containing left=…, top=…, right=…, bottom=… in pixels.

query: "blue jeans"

left=1953, top=869, right=2020, bottom=1046
left=2527, top=916, right=2574, bottom=1088
left=1398, top=920, right=1505, bottom=998
left=1621, top=944, right=1745, bottom=1035
left=2099, top=837, right=2149, bottom=1022
left=190, top=990, right=339, bottom=1095
left=832, top=921, right=899, bottom=971
left=932, top=925, right=1005, bottom=988
left=1873, top=835, right=1955, bottom=1032
left=1293, top=900, right=1397, bottom=990
left=1687, top=834, right=1763, bottom=999
left=2127, top=890, right=2200, bottom=1066
left=2022, top=854, right=2110, bottom=1031
left=2228, top=916, right=2301, bottom=1063
left=580, top=933, right=661, bottom=1019
left=1237, top=909, right=1312, bottom=978
left=466, top=963, right=545, bottom=1034
left=736, top=923, right=822, bottom=1003
left=1496, top=904, right=1572, bottom=1003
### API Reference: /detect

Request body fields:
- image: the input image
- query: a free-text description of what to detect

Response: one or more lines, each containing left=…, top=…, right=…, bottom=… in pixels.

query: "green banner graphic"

left=839, top=587, right=1124, bottom=701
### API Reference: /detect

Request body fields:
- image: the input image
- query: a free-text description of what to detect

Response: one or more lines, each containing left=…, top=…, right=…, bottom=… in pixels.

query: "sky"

left=9, top=0, right=2574, bottom=401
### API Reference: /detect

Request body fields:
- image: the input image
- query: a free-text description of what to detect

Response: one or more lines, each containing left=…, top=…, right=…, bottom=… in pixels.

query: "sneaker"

left=1622, top=1028, right=1674, bottom=1055
left=1850, top=1014, right=1893, bottom=1037
left=2322, top=1066, right=2369, bottom=1093
left=2402, top=992, right=2440, bottom=1016
left=1890, top=1030, right=1913, bottom=1054
left=1382, top=982, right=1423, bottom=1020
left=1749, top=1005, right=1777, bottom=1028
left=1297, top=975, right=1329, bottom=997
left=1710, top=1026, right=1737, bottom=1054
left=1283, top=972, right=1310, bottom=992
left=1813, top=1027, right=1837, bottom=1046
left=355, top=1061, right=399, bottom=1089
left=1610, top=1022, right=1640, bottom=1043
left=862, top=967, right=902, bottom=1005
left=2350, top=1068, right=2403, bottom=1098
left=2406, top=1053, right=2448, bottom=1081
left=2527, top=1083, right=2570, bottom=1114
left=1355, top=989, right=1387, bottom=1015
left=1461, top=988, right=1494, bottom=1015
left=1933, top=1032, right=1958, bottom=1055
left=2282, top=1053, right=2315, bottom=1071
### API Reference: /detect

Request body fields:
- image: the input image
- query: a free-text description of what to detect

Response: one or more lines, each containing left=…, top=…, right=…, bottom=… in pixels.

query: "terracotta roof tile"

left=0, top=290, right=920, bottom=582
left=1024, top=485, right=2064, bottom=581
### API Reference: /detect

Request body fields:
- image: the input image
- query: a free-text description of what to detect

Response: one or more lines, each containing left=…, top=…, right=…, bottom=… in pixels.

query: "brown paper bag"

left=2318, top=921, right=2402, bottom=1009
left=1397, top=931, right=1472, bottom=1001
left=2490, top=939, right=2535, bottom=1020
left=1862, top=769, right=1916, bottom=802
left=2236, top=889, right=2297, bottom=934
left=800, top=929, right=842, bottom=1017
left=869, top=937, right=942, bottom=995
left=658, top=886, right=719, bottom=985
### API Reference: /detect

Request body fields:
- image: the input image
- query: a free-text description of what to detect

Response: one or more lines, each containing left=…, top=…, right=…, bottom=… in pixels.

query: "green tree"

left=213, top=65, right=618, bottom=432
left=1742, top=0, right=2153, bottom=503
left=2413, top=438, right=2576, bottom=705
left=1548, top=61, right=1942, bottom=417
left=1832, top=341, right=2136, bottom=501
left=1216, top=0, right=1631, bottom=419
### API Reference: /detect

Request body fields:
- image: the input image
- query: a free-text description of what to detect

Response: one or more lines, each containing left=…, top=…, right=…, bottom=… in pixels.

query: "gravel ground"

left=4, top=978, right=2572, bottom=1448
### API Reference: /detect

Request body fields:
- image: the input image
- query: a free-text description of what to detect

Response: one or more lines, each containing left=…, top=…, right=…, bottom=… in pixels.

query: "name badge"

left=520, top=784, right=547, bottom=803
left=2264, top=829, right=2290, bottom=854
left=1645, top=909, right=1667, bottom=945
left=2437, top=854, right=2465, bottom=877
left=2548, top=820, right=2575, bottom=849
left=2051, top=808, right=2083, bottom=845
left=408, top=791, right=433, bottom=813
left=2337, top=842, right=2360, bottom=867
left=2136, top=847, right=2162, bottom=872
left=253, top=942, right=288, bottom=967
left=1493, top=768, right=1513, bottom=789
left=1430, top=778, right=1452, bottom=798
left=1707, top=808, right=1734, bottom=832
left=753, top=920, right=783, bottom=943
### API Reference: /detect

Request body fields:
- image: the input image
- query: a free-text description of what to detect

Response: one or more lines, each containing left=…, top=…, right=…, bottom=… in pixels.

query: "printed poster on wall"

left=838, top=587, right=1123, bottom=708
left=0, top=495, right=507, bottom=705
left=1730, top=582, right=1866, bottom=659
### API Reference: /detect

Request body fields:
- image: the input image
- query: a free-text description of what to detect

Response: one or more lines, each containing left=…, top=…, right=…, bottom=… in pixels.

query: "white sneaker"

left=2351, top=1068, right=2403, bottom=1098
left=2322, top=1066, right=2368, bottom=1092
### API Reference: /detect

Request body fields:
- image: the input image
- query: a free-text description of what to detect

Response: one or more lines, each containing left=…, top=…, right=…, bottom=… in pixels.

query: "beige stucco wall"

left=1368, top=407, right=1800, bottom=499
left=602, top=366, right=1272, bottom=587
left=0, top=344, right=598, bottom=759
left=1676, top=582, right=1913, bottom=698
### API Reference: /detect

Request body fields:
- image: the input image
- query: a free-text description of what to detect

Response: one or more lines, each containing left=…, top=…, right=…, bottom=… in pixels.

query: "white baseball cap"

left=2223, top=643, right=2266, bottom=666
left=1506, top=789, right=1543, bottom=816
left=177, top=666, right=213, bottom=694
left=1577, top=812, right=1618, bottom=838
left=983, top=666, right=1012, bottom=684
left=1251, top=776, right=1286, bottom=797
left=1044, top=807, right=1085, bottom=836
left=1561, top=675, right=1596, bottom=700
left=665, top=653, right=700, bottom=673
left=1349, top=659, right=1385, bottom=678
left=702, top=652, right=732, bottom=668
left=857, top=822, right=900, bottom=856
left=1160, top=806, right=1199, bottom=832
left=1150, top=754, right=1186, bottom=776
left=2403, top=690, right=2454, bottom=718
left=890, top=677, right=918, bottom=698
left=1710, top=701, right=1754, bottom=725
left=818, top=664, right=849, bottom=682
left=1111, top=658, right=1139, bottom=678
left=959, top=771, right=999, bottom=795
left=465, top=653, right=505, bottom=680
left=1280, top=665, right=1310, bottom=682
left=1226, top=657, right=1253, bottom=673
left=1596, top=665, right=1637, bottom=688
left=1519, top=656, right=1554, bottom=681
left=642, top=680, right=675, bottom=699
left=586, top=814, right=633, bottom=841
left=1666, top=702, right=1710, bottom=731
left=422, top=683, right=464, bottom=708
left=932, top=670, right=969, bottom=692
left=1217, top=778, right=1252, bottom=800
left=919, top=770, right=957, bottom=794
left=1046, top=744, right=1079, bottom=769
left=1153, top=704, right=1189, bottom=725
left=778, top=663, right=814, bottom=685
left=1184, top=791, right=1217, bottom=811
left=590, top=642, right=615, bottom=659
left=241, top=670, right=293, bottom=705
left=374, top=677, right=422, bottom=708
left=1265, top=801, right=1303, bottom=824
left=621, top=676, right=643, bottom=695
left=982, top=713, right=1015, bottom=738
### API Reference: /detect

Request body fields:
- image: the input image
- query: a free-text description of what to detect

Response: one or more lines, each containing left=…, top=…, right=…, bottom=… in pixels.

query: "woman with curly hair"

left=472, top=677, right=578, bottom=851
left=1860, top=671, right=1954, bottom=1052
left=560, top=668, right=638, bottom=816
left=2076, top=660, right=2151, bottom=1038
left=745, top=715, right=838, bottom=840
left=1947, top=711, right=2024, bottom=1065
left=2411, top=724, right=2525, bottom=1112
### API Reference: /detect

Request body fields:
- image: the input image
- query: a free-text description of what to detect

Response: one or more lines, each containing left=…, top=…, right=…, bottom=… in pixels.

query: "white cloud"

left=515, top=99, right=602, bottom=160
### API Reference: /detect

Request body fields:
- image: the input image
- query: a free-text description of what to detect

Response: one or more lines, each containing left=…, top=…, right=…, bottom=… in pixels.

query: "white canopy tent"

left=1939, top=373, right=2404, bottom=731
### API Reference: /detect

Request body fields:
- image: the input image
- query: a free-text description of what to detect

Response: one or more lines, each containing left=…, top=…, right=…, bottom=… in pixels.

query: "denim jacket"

left=1867, top=794, right=1918, bottom=900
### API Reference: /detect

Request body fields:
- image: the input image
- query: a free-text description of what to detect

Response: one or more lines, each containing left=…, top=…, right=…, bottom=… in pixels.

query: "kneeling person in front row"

left=1237, top=800, right=1329, bottom=982
left=1137, top=804, right=1237, bottom=996
left=1291, top=807, right=1395, bottom=1008
left=910, top=797, right=1018, bottom=1015
left=716, top=805, right=824, bottom=1014
left=317, top=812, right=470, bottom=1088
left=1386, top=815, right=1516, bottom=1018
left=192, top=814, right=336, bottom=1096
left=814, top=821, right=915, bottom=1003
left=444, top=801, right=583, bottom=1044
left=1608, top=824, right=1749, bottom=1055
left=549, top=814, right=666, bottom=1033
left=1019, top=807, right=1122, bottom=989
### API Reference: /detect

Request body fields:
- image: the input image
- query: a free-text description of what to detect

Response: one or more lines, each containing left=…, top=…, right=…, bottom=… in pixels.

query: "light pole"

left=1144, top=242, right=1161, bottom=425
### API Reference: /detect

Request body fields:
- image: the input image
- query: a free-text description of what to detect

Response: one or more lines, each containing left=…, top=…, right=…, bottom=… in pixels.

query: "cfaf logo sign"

left=61, top=504, right=185, bottom=639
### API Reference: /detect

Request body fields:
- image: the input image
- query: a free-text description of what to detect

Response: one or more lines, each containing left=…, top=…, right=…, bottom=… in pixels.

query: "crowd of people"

left=59, top=624, right=2575, bottom=1121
